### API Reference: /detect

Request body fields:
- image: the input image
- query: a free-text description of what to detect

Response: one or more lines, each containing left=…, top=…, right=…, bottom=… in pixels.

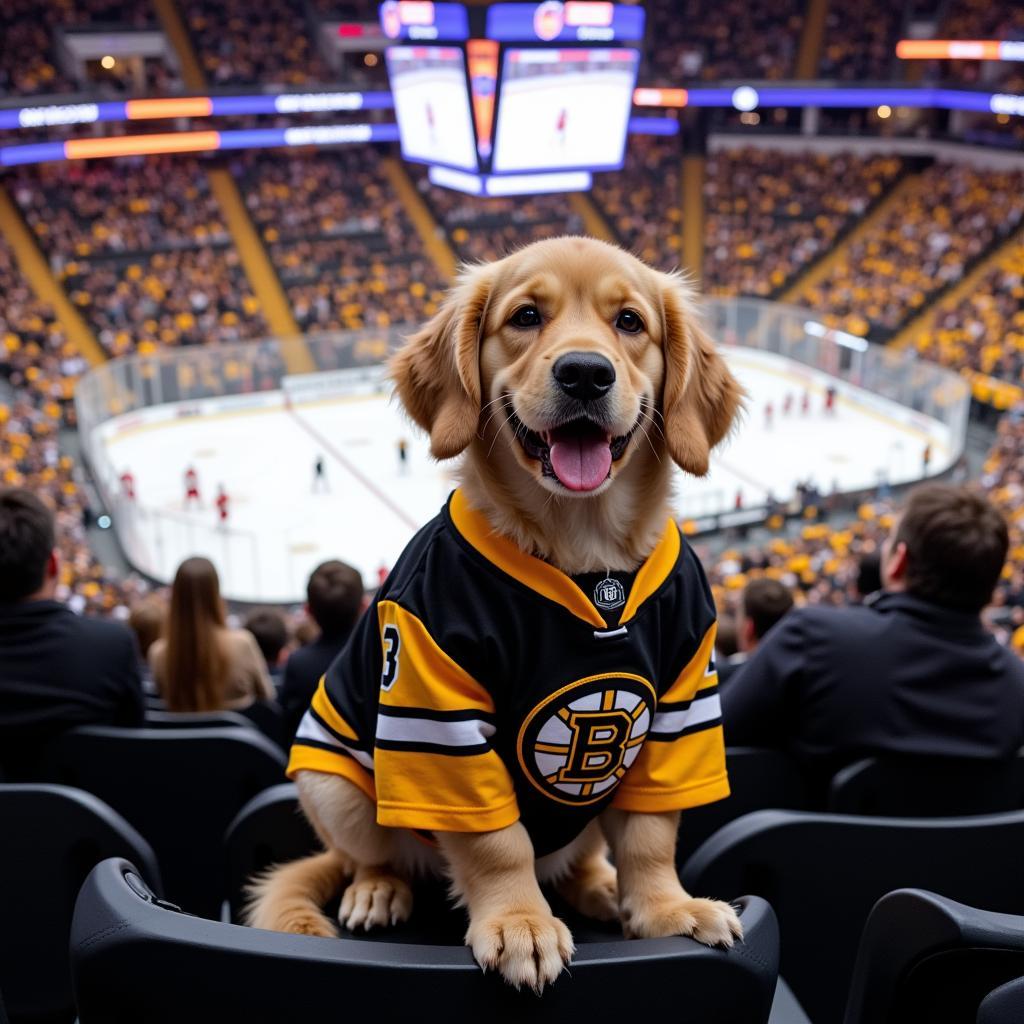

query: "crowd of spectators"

left=417, top=172, right=585, bottom=264
left=643, top=0, right=801, bottom=85
left=798, top=162, right=1024, bottom=340
left=704, top=148, right=905, bottom=298
left=237, top=150, right=447, bottom=337
left=182, top=0, right=336, bottom=87
left=915, top=240, right=1024, bottom=390
left=817, top=0, right=902, bottom=82
left=11, top=157, right=268, bottom=356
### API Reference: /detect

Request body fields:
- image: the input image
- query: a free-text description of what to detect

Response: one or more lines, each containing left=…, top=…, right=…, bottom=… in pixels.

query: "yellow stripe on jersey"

left=375, top=747, right=520, bottom=832
left=619, top=519, right=681, bottom=625
left=286, top=742, right=377, bottom=803
left=377, top=600, right=495, bottom=715
left=610, top=725, right=730, bottom=813
left=659, top=623, right=719, bottom=705
left=311, top=677, right=361, bottom=742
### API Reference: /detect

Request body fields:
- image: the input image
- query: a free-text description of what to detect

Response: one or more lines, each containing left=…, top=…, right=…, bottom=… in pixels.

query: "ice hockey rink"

left=95, top=348, right=957, bottom=603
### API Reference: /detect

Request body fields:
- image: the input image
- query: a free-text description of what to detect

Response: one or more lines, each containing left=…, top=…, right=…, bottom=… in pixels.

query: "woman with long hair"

left=149, top=557, right=273, bottom=711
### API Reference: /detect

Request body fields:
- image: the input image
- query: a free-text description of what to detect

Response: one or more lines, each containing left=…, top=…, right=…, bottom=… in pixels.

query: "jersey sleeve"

left=370, top=599, right=520, bottom=833
left=611, top=622, right=729, bottom=813
left=286, top=604, right=380, bottom=804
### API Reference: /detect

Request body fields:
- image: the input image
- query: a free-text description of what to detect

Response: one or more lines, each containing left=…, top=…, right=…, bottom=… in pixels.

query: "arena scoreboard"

left=379, top=1, right=645, bottom=194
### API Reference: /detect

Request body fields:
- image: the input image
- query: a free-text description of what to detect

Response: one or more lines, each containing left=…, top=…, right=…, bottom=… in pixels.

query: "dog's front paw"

left=339, top=871, right=413, bottom=931
left=622, top=894, right=743, bottom=947
left=468, top=910, right=575, bottom=992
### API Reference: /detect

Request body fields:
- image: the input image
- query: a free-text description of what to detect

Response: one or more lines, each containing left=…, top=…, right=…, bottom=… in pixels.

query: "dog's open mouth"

left=507, top=401, right=642, bottom=493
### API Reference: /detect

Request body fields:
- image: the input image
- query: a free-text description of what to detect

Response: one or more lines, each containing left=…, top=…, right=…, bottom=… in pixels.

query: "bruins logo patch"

left=517, top=673, right=656, bottom=806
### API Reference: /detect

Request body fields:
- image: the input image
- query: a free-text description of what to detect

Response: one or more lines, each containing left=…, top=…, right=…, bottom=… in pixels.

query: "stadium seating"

left=826, top=752, right=1024, bottom=816
left=71, top=857, right=780, bottom=1023
left=676, top=748, right=808, bottom=868
left=143, top=709, right=254, bottom=730
left=223, top=783, right=319, bottom=923
left=0, top=784, right=161, bottom=1023
left=681, top=809, right=1024, bottom=1024
left=844, top=889, right=1024, bottom=1024
left=236, top=699, right=289, bottom=750
left=36, top=726, right=286, bottom=919
left=978, top=976, right=1024, bottom=1024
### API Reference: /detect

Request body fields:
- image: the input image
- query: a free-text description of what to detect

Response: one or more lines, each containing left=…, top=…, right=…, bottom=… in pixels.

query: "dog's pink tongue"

left=549, top=434, right=612, bottom=492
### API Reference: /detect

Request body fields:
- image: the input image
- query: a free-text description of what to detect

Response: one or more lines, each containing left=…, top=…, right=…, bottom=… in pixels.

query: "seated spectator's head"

left=245, top=607, right=290, bottom=671
left=164, top=557, right=228, bottom=712
left=0, top=488, right=57, bottom=603
left=715, top=615, right=739, bottom=659
left=882, top=485, right=1008, bottom=614
left=128, top=592, right=167, bottom=658
left=737, top=578, right=795, bottom=652
left=306, top=560, right=365, bottom=639
left=854, top=552, right=882, bottom=601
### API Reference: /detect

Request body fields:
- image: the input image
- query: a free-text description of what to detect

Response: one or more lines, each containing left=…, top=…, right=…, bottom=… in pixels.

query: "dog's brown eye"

left=509, top=306, right=542, bottom=329
left=615, top=310, right=644, bottom=334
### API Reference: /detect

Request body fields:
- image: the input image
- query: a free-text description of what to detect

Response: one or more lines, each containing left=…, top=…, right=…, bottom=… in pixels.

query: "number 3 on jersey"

left=381, top=624, right=400, bottom=691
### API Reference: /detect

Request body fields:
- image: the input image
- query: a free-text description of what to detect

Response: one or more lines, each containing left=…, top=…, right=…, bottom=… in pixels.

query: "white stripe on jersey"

left=375, top=714, right=496, bottom=749
left=297, top=713, right=375, bottom=769
left=650, top=691, right=721, bottom=737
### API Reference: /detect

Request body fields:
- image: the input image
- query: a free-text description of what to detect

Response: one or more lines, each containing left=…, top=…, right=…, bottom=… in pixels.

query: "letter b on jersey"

left=559, top=710, right=631, bottom=783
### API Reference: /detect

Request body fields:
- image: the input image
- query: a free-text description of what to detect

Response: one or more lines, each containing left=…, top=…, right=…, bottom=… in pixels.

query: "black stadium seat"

left=827, top=752, right=1024, bottom=817
left=143, top=709, right=254, bottom=730
left=844, top=889, right=1024, bottom=1024
left=681, top=810, right=1024, bottom=1024
left=0, top=784, right=161, bottom=1024
left=977, top=976, right=1024, bottom=1024
left=37, top=726, right=286, bottom=919
left=223, top=783, right=319, bottom=923
left=676, top=748, right=807, bottom=868
left=236, top=699, right=289, bottom=750
left=71, top=857, right=781, bottom=1024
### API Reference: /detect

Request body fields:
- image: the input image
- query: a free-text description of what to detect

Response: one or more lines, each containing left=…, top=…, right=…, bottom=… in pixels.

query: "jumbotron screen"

left=385, top=44, right=478, bottom=171
left=492, top=47, right=640, bottom=174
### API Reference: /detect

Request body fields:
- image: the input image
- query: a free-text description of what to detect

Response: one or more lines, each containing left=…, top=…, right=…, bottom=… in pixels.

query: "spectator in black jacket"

left=722, top=484, right=1024, bottom=793
left=279, top=559, right=365, bottom=738
left=0, top=488, right=143, bottom=778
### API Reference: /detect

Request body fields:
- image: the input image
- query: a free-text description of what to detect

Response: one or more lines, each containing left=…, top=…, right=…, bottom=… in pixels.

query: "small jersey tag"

left=593, top=577, right=626, bottom=611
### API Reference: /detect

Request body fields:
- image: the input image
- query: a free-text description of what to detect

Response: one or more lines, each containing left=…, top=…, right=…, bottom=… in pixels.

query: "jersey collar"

left=448, top=488, right=681, bottom=629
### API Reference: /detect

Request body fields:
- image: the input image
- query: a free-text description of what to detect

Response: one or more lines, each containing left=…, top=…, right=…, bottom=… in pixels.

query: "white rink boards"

left=97, top=348, right=955, bottom=603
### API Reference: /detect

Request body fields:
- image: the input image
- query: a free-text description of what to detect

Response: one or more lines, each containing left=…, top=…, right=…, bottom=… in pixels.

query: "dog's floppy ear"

left=659, top=273, right=744, bottom=476
left=390, top=263, right=493, bottom=459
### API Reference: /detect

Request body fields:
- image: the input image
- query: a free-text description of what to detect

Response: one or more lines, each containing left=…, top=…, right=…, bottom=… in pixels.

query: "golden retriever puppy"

left=247, top=236, right=744, bottom=992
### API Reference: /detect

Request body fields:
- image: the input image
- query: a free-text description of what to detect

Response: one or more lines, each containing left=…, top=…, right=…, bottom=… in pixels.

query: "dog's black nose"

left=552, top=352, right=616, bottom=402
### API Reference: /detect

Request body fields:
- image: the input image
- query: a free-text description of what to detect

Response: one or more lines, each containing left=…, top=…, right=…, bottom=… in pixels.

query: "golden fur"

left=246, top=237, right=745, bottom=991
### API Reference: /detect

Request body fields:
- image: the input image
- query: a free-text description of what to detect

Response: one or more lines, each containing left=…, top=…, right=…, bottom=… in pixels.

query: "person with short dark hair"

left=719, top=578, right=795, bottom=685
left=279, top=560, right=365, bottom=737
left=722, top=484, right=1024, bottom=793
left=244, top=607, right=291, bottom=684
left=0, top=487, right=144, bottom=778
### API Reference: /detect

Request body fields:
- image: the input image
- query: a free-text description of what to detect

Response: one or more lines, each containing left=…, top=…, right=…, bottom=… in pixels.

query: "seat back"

left=676, top=748, right=807, bottom=867
left=844, top=889, right=1024, bottom=1024
left=827, top=753, right=1024, bottom=816
left=144, top=709, right=253, bottom=730
left=235, top=700, right=289, bottom=750
left=38, top=727, right=286, bottom=919
left=223, top=784, right=319, bottom=923
left=0, top=785, right=161, bottom=1022
left=72, top=858, right=780, bottom=1024
left=977, top=976, right=1024, bottom=1024
left=682, top=810, right=1024, bottom=1024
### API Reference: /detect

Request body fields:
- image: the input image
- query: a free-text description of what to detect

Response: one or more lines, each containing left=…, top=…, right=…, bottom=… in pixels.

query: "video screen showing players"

left=492, top=48, right=640, bottom=174
left=385, top=45, right=478, bottom=171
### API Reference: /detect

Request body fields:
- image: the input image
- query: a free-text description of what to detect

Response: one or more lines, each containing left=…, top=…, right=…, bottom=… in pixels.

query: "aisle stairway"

left=381, top=158, right=458, bottom=281
left=569, top=193, right=618, bottom=245
left=795, top=0, right=829, bottom=78
left=160, top=0, right=313, bottom=373
left=682, top=154, right=706, bottom=282
left=0, top=184, right=105, bottom=366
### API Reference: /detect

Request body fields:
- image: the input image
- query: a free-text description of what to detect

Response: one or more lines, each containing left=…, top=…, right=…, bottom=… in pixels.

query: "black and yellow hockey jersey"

left=288, top=488, right=728, bottom=857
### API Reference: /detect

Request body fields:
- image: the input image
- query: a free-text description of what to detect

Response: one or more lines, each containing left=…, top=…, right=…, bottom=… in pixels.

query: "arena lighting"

left=100, top=55, right=116, bottom=70
left=97, top=515, right=112, bottom=530
left=627, top=116, right=679, bottom=135
left=732, top=85, right=759, bottom=111
left=0, top=123, right=400, bottom=166
left=804, top=320, right=869, bottom=353
left=877, top=104, right=892, bottom=118
left=896, top=39, right=1024, bottom=62
left=632, top=87, right=687, bottom=107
